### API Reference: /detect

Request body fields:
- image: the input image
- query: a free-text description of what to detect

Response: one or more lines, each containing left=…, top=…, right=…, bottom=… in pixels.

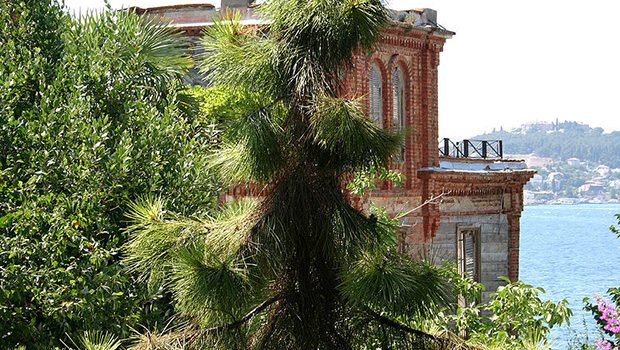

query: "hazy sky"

left=64, top=0, right=620, bottom=139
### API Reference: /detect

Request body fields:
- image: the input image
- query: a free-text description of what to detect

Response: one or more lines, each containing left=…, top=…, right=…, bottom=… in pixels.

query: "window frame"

left=369, top=63, right=383, bottom=128
left=392, top=66, right=406, bottom=162
left=457, top=225, right=482, bottom=306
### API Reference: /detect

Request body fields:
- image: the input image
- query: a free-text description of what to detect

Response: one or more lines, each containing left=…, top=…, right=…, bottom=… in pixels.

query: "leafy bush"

left=0, top=1, right=218, bottom=347
left=426, top=270, right=572, bottom=349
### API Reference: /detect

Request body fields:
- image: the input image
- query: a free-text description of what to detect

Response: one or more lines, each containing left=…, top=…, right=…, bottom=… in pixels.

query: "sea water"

left=520, top=204, right=620, bottom=348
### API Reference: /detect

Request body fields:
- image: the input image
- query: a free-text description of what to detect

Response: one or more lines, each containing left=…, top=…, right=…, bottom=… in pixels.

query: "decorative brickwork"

left=344, top=24, right=534, bottom=290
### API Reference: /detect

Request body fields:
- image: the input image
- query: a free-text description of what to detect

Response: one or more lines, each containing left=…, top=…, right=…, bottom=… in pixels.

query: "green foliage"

left=0, top=1, right=218, bottom=348
left=126, top=1, right=458, bottom=349
left=611, top=214, right=620, bottom=239
left=347, top=166, right=405, bottom=196
left=123, top=197, right=212, bottom=288
left=64, top=331, right=122, bottom=350
left=341, top=254, right=450, bottom=319
left=185, top=85, right=251, bottom=125
left=430, top=272, right=572, bottom=349
left=478, top=279, right=572, bottom=346
left=566, top=320, right=598, bottom=350
left=309, top=95, right=401, bottom=171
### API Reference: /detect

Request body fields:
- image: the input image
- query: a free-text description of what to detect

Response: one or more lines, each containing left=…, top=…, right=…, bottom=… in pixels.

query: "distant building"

left=594, top=165, right=611, bottom=177
left=578, top=182, right=606, bottom=196
left=567, top=158, right=581, bottom=167
left=545, top=172, right=563, bottom=191
left=610, top=180, right=620, bottom=190
left=137, top=1, right=535, bottom=301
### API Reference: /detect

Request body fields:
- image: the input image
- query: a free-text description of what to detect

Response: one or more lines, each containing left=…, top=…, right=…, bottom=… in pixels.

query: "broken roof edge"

left=390, top=21, right=455, bottom=39
left=128, top=3, right=216, bottom=15
left=128, top=3, right=454, bottom=38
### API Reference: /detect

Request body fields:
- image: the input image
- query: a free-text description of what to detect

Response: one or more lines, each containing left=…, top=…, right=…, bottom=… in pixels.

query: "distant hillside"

left=472, top=121, right=620, bottom=168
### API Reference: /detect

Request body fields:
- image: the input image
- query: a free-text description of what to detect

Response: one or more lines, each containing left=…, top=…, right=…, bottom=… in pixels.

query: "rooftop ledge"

left=424, top=159, right=530, bottom=173
left=129, top=4, right=454, bottom=37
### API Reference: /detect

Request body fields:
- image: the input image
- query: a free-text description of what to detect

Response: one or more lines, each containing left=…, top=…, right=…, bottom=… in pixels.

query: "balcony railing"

left=439, top=138, right=503, bottom=159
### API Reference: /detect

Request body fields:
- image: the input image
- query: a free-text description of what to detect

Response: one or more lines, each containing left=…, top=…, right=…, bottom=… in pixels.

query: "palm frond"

left=126, top=12, right=192, bottom=78
left=199, top=15, right=281, bottom=96
left=260, top=0, right=388, bottom=94
left=70, top=10, right=191, bottom=100
left=340, top=252, right=451, bottom=319
left=330, top=199, right=395, bottom=259
left=123, top=196, right=210, bottom=288
left=64, top=331, right=122, bottom=350
left=206, top=89, right=288, bottom=184
left=171, top=241, right=256, bottom=326
left=309, top=95, right=401, bottom=171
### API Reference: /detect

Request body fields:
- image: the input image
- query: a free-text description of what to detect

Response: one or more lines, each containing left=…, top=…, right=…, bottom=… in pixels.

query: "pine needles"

left=125, top=1, right=465, bottom=348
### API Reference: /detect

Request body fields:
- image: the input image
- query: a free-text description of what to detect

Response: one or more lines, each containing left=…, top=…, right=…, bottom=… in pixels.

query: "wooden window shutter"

left=457, top=227, right=481, bottom=283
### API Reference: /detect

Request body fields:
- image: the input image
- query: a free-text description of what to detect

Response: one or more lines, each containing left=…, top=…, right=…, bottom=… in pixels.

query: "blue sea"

left=520, top=204, right=620, bottom=348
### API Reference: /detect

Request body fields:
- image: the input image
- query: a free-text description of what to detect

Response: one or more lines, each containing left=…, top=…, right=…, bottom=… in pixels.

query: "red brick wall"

left=345, top=27, right=447, bottom=186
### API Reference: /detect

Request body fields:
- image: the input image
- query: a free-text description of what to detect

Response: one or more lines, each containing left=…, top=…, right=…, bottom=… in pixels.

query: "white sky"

left=64, top=0, right=620, bottom=139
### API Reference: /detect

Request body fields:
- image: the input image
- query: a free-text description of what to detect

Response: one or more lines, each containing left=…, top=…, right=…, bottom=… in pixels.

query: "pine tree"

left=125, top=1, right=454, bottom=348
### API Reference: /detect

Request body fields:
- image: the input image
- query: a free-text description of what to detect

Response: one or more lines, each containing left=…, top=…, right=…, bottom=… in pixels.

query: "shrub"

left=427, top=270, right=572, bottom=349
left=0, top=1, right=218, bottom=347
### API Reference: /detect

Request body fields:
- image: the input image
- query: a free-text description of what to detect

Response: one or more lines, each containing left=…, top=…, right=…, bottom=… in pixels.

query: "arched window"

left=392, top=66, right=406, bottom=162
left=369, top=64, right=383, bottom=128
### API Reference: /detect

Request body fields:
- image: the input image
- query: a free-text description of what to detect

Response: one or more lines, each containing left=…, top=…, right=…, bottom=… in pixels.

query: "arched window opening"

left=392, top=66, right=406, bottom=162
left=369, top=64, right=383, bottom=128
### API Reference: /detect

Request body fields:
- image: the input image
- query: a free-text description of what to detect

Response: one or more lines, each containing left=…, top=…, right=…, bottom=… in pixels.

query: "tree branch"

left=397, top=191, right=450, bottom=221
left=202, top=294, right=281, bottom=334
left=364, top=307, right=439, bottom=341
left=364, top=307, right=479, bottom=350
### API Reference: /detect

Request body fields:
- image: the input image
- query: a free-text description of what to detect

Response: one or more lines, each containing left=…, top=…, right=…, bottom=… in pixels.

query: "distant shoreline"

left=525, top=200, right=620, bottom=207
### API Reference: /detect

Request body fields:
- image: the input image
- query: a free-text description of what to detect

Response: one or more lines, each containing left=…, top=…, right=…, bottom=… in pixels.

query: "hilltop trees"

left=474, top=121, right=620, bottom=167
left=0, top=1, right=218, bottom=347
left=125, top=0, right=454, bottom=349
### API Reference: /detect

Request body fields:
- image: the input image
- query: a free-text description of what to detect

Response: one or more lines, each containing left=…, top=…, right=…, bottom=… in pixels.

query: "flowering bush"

left=595, top=296, right=620, bottom=334
left=586, top=291, right=620, bottom=350
left=596, top=339, right=618, bottom=350
left=585, top=214, right=620, bottom=350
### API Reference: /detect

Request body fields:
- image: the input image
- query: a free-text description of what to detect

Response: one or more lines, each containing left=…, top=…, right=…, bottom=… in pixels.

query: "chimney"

left=414, top=8, right=437, bottom=27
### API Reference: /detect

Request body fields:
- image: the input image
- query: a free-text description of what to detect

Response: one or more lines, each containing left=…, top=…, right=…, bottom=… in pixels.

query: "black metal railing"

left=439, top=138, right=503, bottom=159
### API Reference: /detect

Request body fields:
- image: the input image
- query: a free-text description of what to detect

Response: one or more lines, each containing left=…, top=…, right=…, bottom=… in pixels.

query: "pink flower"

left=594, top=298, right=620, bottom=335
left=595, top=339, right=618, bottom=350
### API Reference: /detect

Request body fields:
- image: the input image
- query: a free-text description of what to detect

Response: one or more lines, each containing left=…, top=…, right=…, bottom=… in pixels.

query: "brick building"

left=136, top=1, right=535, bottom=301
